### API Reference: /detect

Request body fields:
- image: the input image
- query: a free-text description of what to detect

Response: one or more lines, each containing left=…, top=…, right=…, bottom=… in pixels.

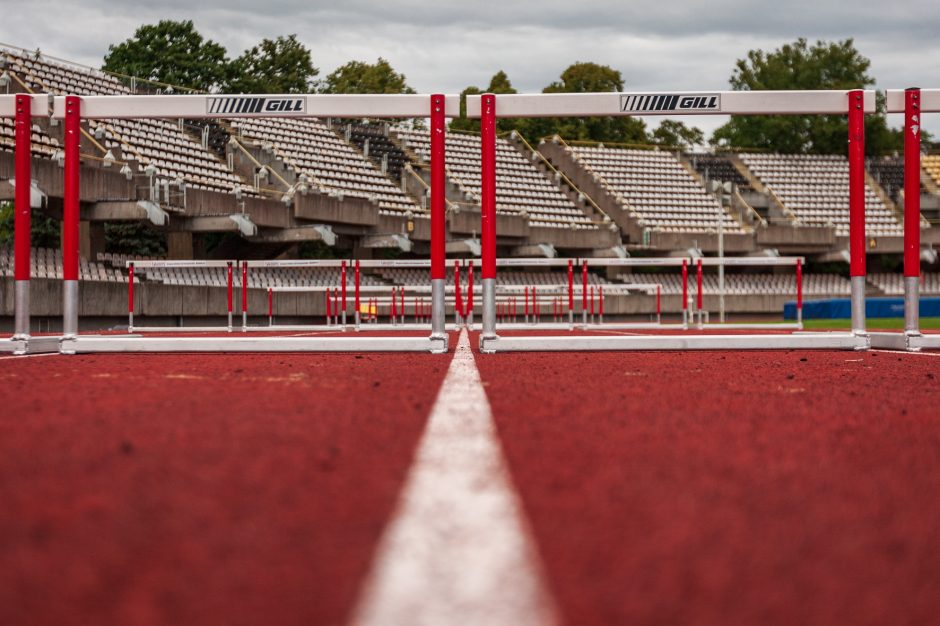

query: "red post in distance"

left=847, top=89, right=867, bottom=332
left=13, top=94, right=33, bottom=338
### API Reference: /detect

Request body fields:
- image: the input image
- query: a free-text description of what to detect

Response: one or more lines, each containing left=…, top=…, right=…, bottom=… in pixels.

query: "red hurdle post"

left=454, top=260, right=463, bottom=325
left=12, top=94, right=32, bottom=341
left=430, top=94, right=447, bottom=342
left=848, top=89, right=867, bottom=334
left=242, top=262, right=252, bottom=330
left=904, top=87, right=921, bottom=335
left=127, top=262, right=135, bottom=332
left=656, top=284, right=662, bottom=325
left=341, top=260, right=347, bottom=328
left=62, top=96, right=81, bottom=339
left=681, top=259, right=688, bottom=329
left=599, top=286, right=604, bottom=324
left=227, top=262, right=234, bottom=331
left=589, top=286, right=595, bottom=323
left=567, top=259, right=574, bottom=329
left=524, top=286, right=529, bottom=324
left=400, top=287, right=406, bottom=326
left=696, top=258, right=703, bottom=329
left=582, top=260, right=589, bottom=326
left=326, top=287, right=332, bottom=326
left=466, top=260, right=475, bottom=328
left=532, top=286, right=538, bottom=324
left=796, top=259, right=803, bottom=328
left=391, top=288, right=398, bottom=325
left=354, top=260, right=361, bottom=330
left=481, top=93, right=497, bottom=341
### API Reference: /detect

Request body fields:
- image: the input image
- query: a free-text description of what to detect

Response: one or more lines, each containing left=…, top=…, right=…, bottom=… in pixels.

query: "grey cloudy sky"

left=2, top=0, right=938, bottom=136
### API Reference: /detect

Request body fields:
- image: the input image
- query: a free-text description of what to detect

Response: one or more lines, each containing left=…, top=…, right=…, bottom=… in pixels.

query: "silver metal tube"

left=482, top=278, right=497, bottom=339
left=228, top=311, right=233, bottom=332
left=13, top=280, right=30, bottom=339
left=129, top=312, right=134, bottom=333
left=242, top=311, right=248, bottom=332
left=342, top=310, right=347, bottom=330
left=582, top=310, right=587, bottom=326
left=467, top=310, right=474, bottom=329
left=355, top=310, right=360, bottom=332
left=568, top=309, right=573, bottom=331
left=850, top=276, right=866, bottom=334
left=63, top=280, right=79, bottom=338
left=682, top=309, right=688, bottom=330
left=430, top=278, right=446, bottom=339
left=904, top=276, right=920, bottom=335
left=796, top=307, right=803, bottom=330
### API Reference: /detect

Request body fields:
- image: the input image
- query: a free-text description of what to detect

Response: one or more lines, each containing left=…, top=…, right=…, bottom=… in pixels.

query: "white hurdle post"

left=467, top=89, right=876, bottom=352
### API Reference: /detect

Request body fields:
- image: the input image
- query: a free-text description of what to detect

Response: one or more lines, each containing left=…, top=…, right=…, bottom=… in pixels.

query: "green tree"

left=0, top=202, right=61, bottom=249
left=517, top=62, right=648, bottom=145
left=226, top=35, right=319, bottom=94
left=710, top=38, right=899, bottom=155
left=651, top=120, right=705, bottom=150
left=104, top=223, right=166, bottom=256
left=450, top=70, right=517, bottom=133
left=103, top=20, right=229, bottom=91
left=319, top=58, right=415, bottom=94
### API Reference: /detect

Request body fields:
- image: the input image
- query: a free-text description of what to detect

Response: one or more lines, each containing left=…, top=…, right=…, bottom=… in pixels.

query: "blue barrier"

left=784, top=297, right=940, bottom=320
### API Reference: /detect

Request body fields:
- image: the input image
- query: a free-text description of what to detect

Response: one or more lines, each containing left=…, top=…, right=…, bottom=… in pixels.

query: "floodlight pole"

left=848, top=89, right=867, bottom=335
left=480, top=93, right=497, bottom=349
left=12, top=94, right=31, bottom=340
left=903, top=88, right=921, bottom=336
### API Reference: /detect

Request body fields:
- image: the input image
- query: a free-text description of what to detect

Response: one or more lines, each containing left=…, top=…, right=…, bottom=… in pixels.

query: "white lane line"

left=0, top=352, right=60, bottom=360
left=351, top=329, right=559, bottom=626
left=872, top=349, right=940, bottom=357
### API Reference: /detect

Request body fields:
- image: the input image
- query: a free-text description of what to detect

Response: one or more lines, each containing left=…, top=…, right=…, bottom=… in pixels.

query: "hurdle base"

left=0, top=335, right=62, bottom=355
left=480, top=332, right=867, bottom=352
left=60, top=334, right=449, bottom=354
left=869, top=331, right=940, bottom=352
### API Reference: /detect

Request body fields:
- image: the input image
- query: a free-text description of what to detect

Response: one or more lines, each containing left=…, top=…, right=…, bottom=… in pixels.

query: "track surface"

left=1, top=330, right=939, bottom=624
left=0, top=345, right=451, bottom=625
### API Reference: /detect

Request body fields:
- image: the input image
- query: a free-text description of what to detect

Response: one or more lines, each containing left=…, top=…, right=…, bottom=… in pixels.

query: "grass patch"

left=801, top=317, right=940, bottom=330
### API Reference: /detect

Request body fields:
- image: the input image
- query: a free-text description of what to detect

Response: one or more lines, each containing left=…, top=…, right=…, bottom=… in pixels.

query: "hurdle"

left=870, top=88, right=940, bottom=352
left=47, top=93, right=458, bottom=354
left=0, top=94, right=60, bottom=355
left=468, top=90, right=874, bottom=352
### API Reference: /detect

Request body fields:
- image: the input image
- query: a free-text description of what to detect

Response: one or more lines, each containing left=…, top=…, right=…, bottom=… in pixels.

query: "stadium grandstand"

left=1, top=42, right=939, bottom=329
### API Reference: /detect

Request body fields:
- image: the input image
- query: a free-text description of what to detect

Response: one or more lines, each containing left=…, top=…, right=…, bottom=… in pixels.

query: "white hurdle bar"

left=468, top=89, right=874, bottom=352
left=871, top=88, right=940, bottom=351
left=50, top=93, right=459, bottom=354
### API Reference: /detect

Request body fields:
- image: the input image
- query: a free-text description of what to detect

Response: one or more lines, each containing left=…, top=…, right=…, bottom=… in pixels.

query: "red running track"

left=0, top=343, right=452, bottom=625
left=471, top=335, right=940, bottom=625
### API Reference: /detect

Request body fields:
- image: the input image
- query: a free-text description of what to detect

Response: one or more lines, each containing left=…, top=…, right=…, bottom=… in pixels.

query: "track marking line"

left=872, top=349, right=940, bottom=357
left=350, top=329, right=559, bottom=626
left=589, top=329, right=647, bottom=336
left=0, top=352, right=60, bottom=360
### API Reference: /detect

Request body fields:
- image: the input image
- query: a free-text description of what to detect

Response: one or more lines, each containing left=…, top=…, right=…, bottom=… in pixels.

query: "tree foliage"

left=711, top=38, right=900, bottom=155
left=319, top=58, right=415, bottom=95
left=651, top=120, right=705, bottom=150
left=104, top=223, right=167, bottom=256
left=0, top=203, right=61, bottom=249
left=450, top=71, right=517, bottom=133
left=226, top=35, right=319, bottom=94
left=103, top=20, right=229, bottom=91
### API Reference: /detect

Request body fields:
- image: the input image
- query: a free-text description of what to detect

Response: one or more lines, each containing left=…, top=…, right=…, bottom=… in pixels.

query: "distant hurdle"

left=44, top=93, right=459, bottom=353
left=468, top=89, right=874, bottom=352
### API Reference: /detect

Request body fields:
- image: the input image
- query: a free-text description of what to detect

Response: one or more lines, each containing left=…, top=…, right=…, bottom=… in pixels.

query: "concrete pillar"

left=168, top=231, right=194, bottom=260
left=77, top=221, right=105, bottom=261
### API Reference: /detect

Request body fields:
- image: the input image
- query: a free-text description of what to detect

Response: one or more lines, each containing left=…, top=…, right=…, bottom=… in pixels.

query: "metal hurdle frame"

left=468, top=90, right=874, bottom=352
left=0, top=94, right=60, bottom=355
left=870, top=88, right=940, bottom=352
left=46, top=93, right=458, bottom=354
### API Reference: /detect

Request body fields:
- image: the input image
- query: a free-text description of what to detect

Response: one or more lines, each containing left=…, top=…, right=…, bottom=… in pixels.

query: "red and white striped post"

left=567, top=259, right=574, bottom=329
left=454, top=260, right=463, bottom=325
left=599, top=286, right=604, bottom=324
left=12, top=94, right=32, bottom=340
left=268, top=288, right=273, bottom=327
left=226, top=262, right=234, bottom=331
left=341, top=260, right=347, bottom=328
left=241, top=261, right=249, bottom=331
left=391, top=288, right=398, bottom=325
left=354, top=260, right=361, bottom=330
left=848, top=89, right=867, bottom=334
left=400, top=287, right=406, bottom=326
left=62, top=96, right=81, bottom=338
left=696, top=258, right=704, bottom=329
left=127, top=263, right=135, bottom=332
left=581, top=260, right=589, bottom=326
left=904, top=87, right=921, bottom=335
left=589, top=286, right=595, bottom=323
left=532, top=286, right=538, bottom=324
left=796, top=259, right=803, bottom=328
left=430, top=94, right=447, bottom=344
left=681, top=259, right=688, bottom=329
left=326, top=287, right=332, bottom=326
left=466, top=260, right=475, bottom=328
left=480, top=93, right=497, bottom=342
